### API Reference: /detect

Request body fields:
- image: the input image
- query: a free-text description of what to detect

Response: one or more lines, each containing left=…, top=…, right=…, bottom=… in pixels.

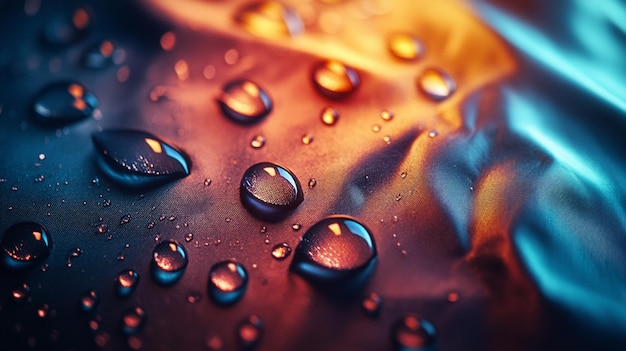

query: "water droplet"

left=217, top=80, right=272, bottom=124
left=203, top=65, right=216, bottom=80
left=301, top=134, right=314, bottom=145
left=260, top=226, right=267, bottom=234
left=380, top=109, right=395, bottom=121
left=250, top=135, right=266, bottom=149
left=395, top=194, right=403, bottom=201
left=66, top=247, right=83, bottom=267
left=92, top=129, right=192, bottom=189
left=204, top=178, right=213, bottom=187
left=174, top=59, right=189, bottom=81
left=206, top=333, right=224, bottom=350
left=160, top=32, right=176, bottom=51
left=271, top=242, right=292, bottom=260
left=383, top=135, right=392, bottom=144
left=388, top=33, right=425, bottom=61
left=184, top=233, right=193, bottom=242
left=42, top=8, right=91, bottom=46
left=11, top=283, right=30, bottom=302
left=237, top=315, right=263, bottom=350
left=236, top=1, right=304, bottom=39
left=1, top=221, right=52, bottom=269
left=186, top=291, right=202, bottom=304
left=32, top=81, right=98, bottom=126
left=447, top=291, right=459, bottom=303
left=291, top=223, right=302, bottom=231
left=208, top=260, right=248, bottom=306
left=372, top=124, right=381, bottom=133
left=240, top=162, right=304, bottom=221
left=308, top=178, right=317, bottom=189
left=428, top=130, right=439, bottom=138
left=81, top=290, right=98, bottom=312
left=119, top=214, right=132, bottom=225
left=400, top=171, right=407, bottom=179
left=38, top=153, right=46, bottom=161
left=33, top=175, right=45, bottom=183
left=95, top=223, right=108, bottom=234
left=151, top=240, right=188, bottom=285
left=417, top=68, right=456, bottom=101
left=121, top=306, right=146, bottom=335
left=36, top=304, right=50, bottom=318
left=361, top=292, right=382, bottom=317
left=320, top=107, right=339, bottom=126
left=82, top=40, right=119, bottom=69
left=224, top=48, right=239, bottom=65
left=311, top=60, right=360, bottom=100
left=392, top=314, right=436, bottom=351
left=116, top=269, right=139, bottom=298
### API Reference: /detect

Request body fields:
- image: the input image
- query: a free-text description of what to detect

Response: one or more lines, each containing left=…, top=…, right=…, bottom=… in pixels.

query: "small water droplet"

left=203, top=65, right=216, bottom=80
left=361, top=292, right=382, bottom=317
left=237, top=315, right=263, bottom=350
left=417, top=68, right=456, bottom=101
left=32, top=82, right=98, bottom=126
left=82, top=40, right=119, bottom=69
left=395, top=194, right=403, bottom=201
left=95, top=223, right=108, bottom=234
left=206, top=333, right=224, bottom=350
left=33, top=175, right=45, bottom=183
left=236, top=1, right=304, bottom=39
left=320, top=107, right=339, bottom=126
left=186, top=291, right=202, bottom=304
left=447, top=291, right=459, bottom=303
left=168, top=215, right=176, bottom=221
left=38, top=153, right=46, bottom=161
left=291, top=223, right=302, bottom=231
left=174, top=59, right=189, bottom=81
left=301, top=134, right=314, bottom=145
left=218, top=80, right=272, bottom=124
left=311, top=60, right=360, bottom=100
left=103, top=199, right=111, bottom=207
left=36, top=304, right=50, bottom=318
left=66, top=247, right=83, bottom=267
left=160, top=32, right=176, bottom=51
left=291, top=215, right=377, bottom=286
left=92, top=129, right=192, bottom=189
left=393, top=215, right=398, bottom=223
left=119, top=214, right=132, bottom=225
left=383, top=135, right=392, bottom=144
left=428, top=130, right=439, bottom=138
left=387, top=33, right=425, bottom=61
left=1, top=222, right=52, bottom=269
left=392, top=314, right=436, bottom=351
left=11, top=283, right=30, bottom=302
left=80, top=290, right=98, bottom=312
left=400, top=171, right=407, bottom=179
left=224, top=48, right=239, bottom=65
left=184, top=233, right=193, bottom=242
left=208, top=260, right=248, bottom=306
left=42, top=8, right=91, bottom=46
left=372, top=124, right=381, bottom=133
left=240, top=162, right=304, bottom=221
left=204, top=178, right=213, bottom=187
left=116, top=269, right=139, bottom=298
left=121, top=306, right=146, bottom=335
left=380, top=109, right=395, bottom=121
left=151, top=240, right=188, bottom=285
left=308, top=178, right=317, bottom=189
left=271, top=242, right=292, bottom=260
left=250, top=135, right=266, bottom=149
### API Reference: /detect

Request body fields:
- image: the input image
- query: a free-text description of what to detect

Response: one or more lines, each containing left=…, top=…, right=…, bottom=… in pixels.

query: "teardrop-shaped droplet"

left=236, top=1, right=304, bottom=39
left=218, top=80, right=272, bottom=124
left=320, top=107, right=339, bottom=126
left=312, top=60, right=360, bottom=100
left=387, top=33, right=425, bottom=61
left=80, top=290, right=99, bottom=312
left=291, top=215, right=376, bottom=285
left=237, top=315, right=264, bottom=350
left=417, top=68, right=455, bottom=101
left=1, top=221, right=52, bottom=269
left=271, top=242, right=292, bottom=260
left=42, top=7, right=91, bottom=46
left=392, top=314, right=436, bottom=351
left=208, top=260, right=248, bottom=306
left=240, top=162, right=304, bottom=221
left=92, top=130, right=191, bottom=189
left=151, top=240, right=188, bottom=285
left=32, top=81, right=98, bottom=126
left=116, top=269, right=139, bottom=298
left=81, top=40, right=120, bottom=69
left=361, top=292, right=382, bottom=317
left=121, top=306, right=146, bottom=336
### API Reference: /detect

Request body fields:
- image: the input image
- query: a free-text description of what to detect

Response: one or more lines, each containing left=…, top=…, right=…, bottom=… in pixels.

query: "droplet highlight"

left=1, top=221, right=52, bottom=269
left=388, top=33, right=425, bottom=61
left=392, top=314, right=436, bottom=351
left=116, top=269, right=139, bottom=298
left=417, top=68, right=456, bottom=101
left=151, top=240, right=188, bottom=285
left=32, top=81, right=98, bottom=126
left=236, top=1, right=304, bottom=39
left=80, top=290, right=99, bottom=312
left=240, top=162, right=304, bottom=221
left=208, top=260, right=248, bottom=306
left=312, top=60, right=360, bottom=100
left=81, top=40, right=120, bottom=69
left=218, top=80, right=272, bottom=124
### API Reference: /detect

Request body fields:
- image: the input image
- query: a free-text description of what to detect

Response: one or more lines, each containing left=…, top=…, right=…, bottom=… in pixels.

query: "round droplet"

left=392, top=314, right=436, bottom=351
left=81, top=290, right=99, bottom=312
left=301, top=134, right=314, bottom=145
left=1, top=221, right=52, bottom=269
left=81, top=40, right=119, bottom=69
left=417, top=68, right=455, bottom=101
left=116, top=269, right=139, bottom=298
left=240, top=162, right=304, bottom=221
left=308, top=178, right=317, bottom=189
left=271, top=242, right=292, bottom=260
left=291, top=215, right=377, bottom=284
left=218, top=80, right=272, bottom=124
left=160, top=32, right=176, bottom=51
left=32, top=81, right=98, bottom=126
left=237, top=315, right=263, bottom=350
left=208, top=260, right=248, bottom=306
left=12, top=283, right=30, bottom=302
left=372, top=124, right=381, bottom=133
left=291, top=223, right=302, bottom=231
left=427, top=130, right=439, bottom=138
left=121, top=306, right=146, bottom=336
left=36, top=304, right=50, bottom=318
left=320, top=107, right=339, bottom=125
left=380, top=109, right=394, bottom=121
left=92, top=130, right=191, bottom=189
left=250, top=135, right=266, bottom=149
left=236, top=1, right=304, bottom=39
left=311, top=60, right=360, bottom=100
left=387, top=33, right=425, bottom=61
left=447, top=291, right=459, bottom=303
left=42, top=8, right=91, bottom=46
left=362, top=292, right=382, bottom=317
left=151, top=240, right=188, bottom=285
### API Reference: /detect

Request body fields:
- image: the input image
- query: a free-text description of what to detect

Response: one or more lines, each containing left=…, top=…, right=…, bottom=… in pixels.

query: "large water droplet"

left=42, top=8, right=91, bottom=46
left=271, top=242, right=292, bottom=260
left=237, top=315, right=263, bottom=350
left=1, top=221, right=52, bottom=269
left=32, top=82, right=98, bottom=126
left=116, top=269, right=139, bottom=298
left=151, top=240, right=188, bottom=285
left=291, top=215, right=377, bottom=286
left=417, top=68, right=455, bottom=101
left=240, top=162, right=304, bottom=221
left=80, top=290, right=99, bottom=312
left=387, top=33, right=425, bottom=61
left=208, top=260, right=248, bottom=306
left=217, top=80, right=272, bottom=124
left=311, top=60, right=360, bottom=100
left=92, top=130, right=191, bottom=189
left=320, top=107, right=339, bottom=126
left=121, top=306, right=146, bottom=336
left=236, top=1, right=304, bottom=39
left=392, top=314, right=436, bottom=351
left=81, top=40, right=120, bottom=69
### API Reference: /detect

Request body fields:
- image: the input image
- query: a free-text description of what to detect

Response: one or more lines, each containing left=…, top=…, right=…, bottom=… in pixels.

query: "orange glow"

left=145, top=138, right=163, bottom=153
left=72, top=8, right=89, bottom=29
left=160, top=31, right=176, bottom=51
left=387, top=33, right=423, bottom=60
left=328, top=223, right=341, bottom=235
left=263, top=167, right=277, bottom=177
left=174, top=59, right=189, bottom=81
left=32, top=231, right=41, bottom=241
left=68, top=84, right=83, bottom=98
left=242, top=81, right=260, bottom=97
left=99, top=40, right=114, bottom=57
